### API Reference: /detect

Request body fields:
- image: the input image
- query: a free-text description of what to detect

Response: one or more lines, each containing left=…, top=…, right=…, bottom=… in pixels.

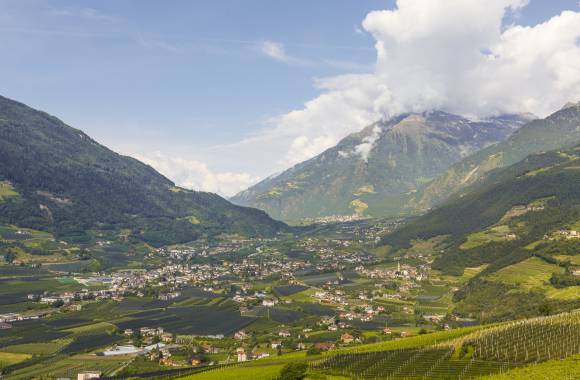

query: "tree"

left=279, top=362, right=308, bottom=380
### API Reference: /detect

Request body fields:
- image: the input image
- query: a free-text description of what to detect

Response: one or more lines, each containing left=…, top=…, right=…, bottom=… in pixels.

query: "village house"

left=262, top=299, right=277, bottom=307
left=253, top=352, right=270, bottom=359
left=237, top=347, right=248, bottom=362
left=341, top=333, right=354, bottom=344
left=77, top=372, right=101, bottom=380
left=234, top=330, right=249, bottom=340
left=313, top=342, right=335, bottom=351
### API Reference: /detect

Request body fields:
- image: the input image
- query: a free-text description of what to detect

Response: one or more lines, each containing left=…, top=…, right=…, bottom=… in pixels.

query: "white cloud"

left=47, top=7, right=117, bottom=22
left=109, top=1, right=580, bottom=196
left=132, top=151, right=260, bottom=197
left=260, top=41, right=287, bottom=61
left=259, top=40, right=312, bottom=66
left=355, top=125, right=382, bottom=162
left=231, top=0, right=580, bottom=176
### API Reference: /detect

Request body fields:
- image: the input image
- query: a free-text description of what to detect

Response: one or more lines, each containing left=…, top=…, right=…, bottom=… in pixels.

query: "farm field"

left=460, top=225, right=512, bottom=250
left=0, top=352, right=31, bottom=367
left=486, top=257, right=563, bottom=290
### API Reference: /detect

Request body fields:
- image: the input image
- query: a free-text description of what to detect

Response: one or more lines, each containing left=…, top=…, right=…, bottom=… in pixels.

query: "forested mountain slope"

left=0, top=95, right=286, bottom=246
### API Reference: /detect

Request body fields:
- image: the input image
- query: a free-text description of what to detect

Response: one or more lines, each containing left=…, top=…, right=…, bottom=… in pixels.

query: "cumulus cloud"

left=360, top=0, right=580, bottom=117
left=241, top=0, right=580, bottom=173
left=122, top=1, right=580, bottom=196
left=132, top=151, right=260, bottom=197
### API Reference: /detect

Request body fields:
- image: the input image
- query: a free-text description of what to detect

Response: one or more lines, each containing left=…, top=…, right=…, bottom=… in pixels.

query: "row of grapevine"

left=314, top=347, right=517, bottom=379
left=311, top=311, right=580, bottom=379
left=453, top=311, right=580, bottom=363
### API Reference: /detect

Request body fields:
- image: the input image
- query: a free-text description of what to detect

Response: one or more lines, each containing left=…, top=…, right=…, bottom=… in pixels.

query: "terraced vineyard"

left=314, top=347, right=516, bottom=379
left=458, top=311, right=580, bottom=363
left=180, top=311, right=580, bottom=380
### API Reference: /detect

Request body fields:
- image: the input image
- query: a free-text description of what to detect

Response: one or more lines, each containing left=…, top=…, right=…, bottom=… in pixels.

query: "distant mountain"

left=412, top=102, right=580, bottom=212
left=0, top=95, right=286, bottom=246
left=232, top=111, right=532, bottom=221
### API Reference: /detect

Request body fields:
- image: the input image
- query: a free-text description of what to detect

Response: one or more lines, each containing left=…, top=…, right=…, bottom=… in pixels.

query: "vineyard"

left=314, top=347, right=517, bottom=379
left=454, top=311, right=580, bottom=363
left=180, top=311, right=580, bottom=380
left=312, top=311, right=580, bottom=379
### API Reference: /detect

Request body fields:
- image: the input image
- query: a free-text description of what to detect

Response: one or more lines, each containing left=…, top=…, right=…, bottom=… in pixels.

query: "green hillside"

left=0, top=95, right=286, bottom=247
left=413, top=102, right=580, bottom=212
left=380, top=144, right=580, bottom=320
left=233, top=111, right=530, bottom=221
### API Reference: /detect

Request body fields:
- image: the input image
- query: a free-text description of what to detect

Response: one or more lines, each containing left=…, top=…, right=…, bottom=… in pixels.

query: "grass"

left=476, top=354, right=580, bottom=380
left=545, top=286, right=580, bottom=300
left=1, top=339, right=70, bottom=355
left=554, top=254, right=580, bottom=265
left=0, top=352, right=31, bottom=368
left=64, top=321, right=116, bottom=334
left=182, top=364, right=284, bottom=380
left=460, top=225, right=512, bottom=250
left=0, top=181, right=19, bottom=201
left=486, top=257, right=563, bottom=290
left=284, top=288, right=317, bottom=303
left=432, top=265, right=488, bottom=285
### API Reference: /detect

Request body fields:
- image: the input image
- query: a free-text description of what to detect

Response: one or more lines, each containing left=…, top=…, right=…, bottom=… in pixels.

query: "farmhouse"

left=190, top=357, right=202, bottom=366
left=314, top=342, right=335, bottom=351
left=341, top=333, right=354, bottom=343
left=237, top=347, right=248, bottom=362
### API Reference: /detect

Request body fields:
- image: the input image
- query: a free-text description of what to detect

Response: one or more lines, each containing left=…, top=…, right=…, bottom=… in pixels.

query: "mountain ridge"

left=412, top=102, right=580, bottom=212
left=232, top=111, right=532, bottom=221
left=0, top=95, right=287, bottom=246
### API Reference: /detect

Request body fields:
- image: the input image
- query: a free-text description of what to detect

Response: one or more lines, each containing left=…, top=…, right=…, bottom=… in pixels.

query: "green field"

left=486, top=257, right=562, bottom=290
left=477, top=354, right=580, bottom=380
left=182, top=364, right=284, bottom=380
left=460, top=225, right=512, bottom=250
left=0, top=352, right=31, bottom=368
left=0, top=181, right=18, bottom=201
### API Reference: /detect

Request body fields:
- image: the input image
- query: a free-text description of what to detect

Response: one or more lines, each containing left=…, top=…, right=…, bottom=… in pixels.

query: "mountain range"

left=412, top=101, right=580, bottom=212
left=232, top=111, right=533, bottom=221
left=0, top=95, right=286, bottom=247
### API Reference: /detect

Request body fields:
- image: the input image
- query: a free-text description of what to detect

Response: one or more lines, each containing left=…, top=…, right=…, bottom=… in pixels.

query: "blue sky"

left=1, top=0, right=579, bottom=195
